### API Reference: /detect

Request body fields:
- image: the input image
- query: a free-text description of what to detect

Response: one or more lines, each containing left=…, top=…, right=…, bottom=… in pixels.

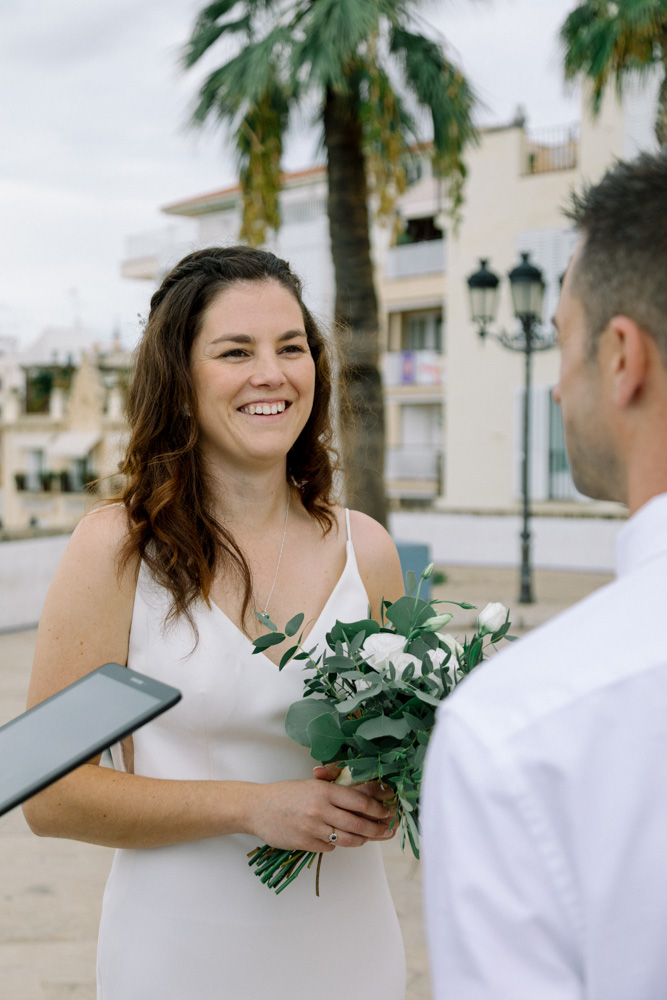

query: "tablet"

left=0, top=662, right=181, bottom=817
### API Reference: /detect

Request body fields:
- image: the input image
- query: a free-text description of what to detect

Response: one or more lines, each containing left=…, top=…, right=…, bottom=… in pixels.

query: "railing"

left=522, top=123, right=579, bottom=175
left=14, top=472, right=99, bottom=494
left=386, top=447, right=442, bottom=483
left=384, top=239, right=446, bottom=279
left=383, top=350, right=443, bottom=387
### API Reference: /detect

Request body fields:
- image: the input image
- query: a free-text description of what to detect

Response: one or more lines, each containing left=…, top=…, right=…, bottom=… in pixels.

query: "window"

left=397, top=215, right=443, bottom=245
left=514, top=386, right=581, bottom=502
left=401, top=310, right=443, bottom=352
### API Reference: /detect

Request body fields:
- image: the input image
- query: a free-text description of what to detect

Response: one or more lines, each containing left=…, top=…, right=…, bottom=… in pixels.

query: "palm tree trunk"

left=657, top=38, right=667, bottom=147
left=323, top=86, right=387, bottom=527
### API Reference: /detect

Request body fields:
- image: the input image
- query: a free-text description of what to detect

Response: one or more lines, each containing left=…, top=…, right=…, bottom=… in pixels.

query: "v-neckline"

left=208, top=538, right=354, bottom=666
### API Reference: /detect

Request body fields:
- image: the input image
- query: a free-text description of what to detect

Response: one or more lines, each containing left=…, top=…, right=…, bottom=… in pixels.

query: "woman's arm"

left=23, top=506, right=394, bottom=851
left=348, top=509, right=405, bottom=617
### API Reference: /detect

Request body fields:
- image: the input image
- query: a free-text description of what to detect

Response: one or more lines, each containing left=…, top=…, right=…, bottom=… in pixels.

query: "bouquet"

left=248, top=564, right=513, bottom=894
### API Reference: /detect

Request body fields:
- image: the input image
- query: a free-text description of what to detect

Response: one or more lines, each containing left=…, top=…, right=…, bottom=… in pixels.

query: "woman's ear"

left=606, top=316, right=649, bottom=409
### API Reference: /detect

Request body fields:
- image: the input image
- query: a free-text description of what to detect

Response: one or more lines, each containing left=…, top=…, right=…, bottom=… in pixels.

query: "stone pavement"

left=0, top=565, right=613, bottom=999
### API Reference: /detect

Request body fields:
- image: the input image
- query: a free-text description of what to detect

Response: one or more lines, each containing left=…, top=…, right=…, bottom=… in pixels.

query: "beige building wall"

left=1, top=353, right=129, bottom=534
left=443, top=91, right=634, bottom=516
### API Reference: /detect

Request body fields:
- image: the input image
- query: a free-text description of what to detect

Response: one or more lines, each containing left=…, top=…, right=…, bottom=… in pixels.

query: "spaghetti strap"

left=344, top=507, right=351, bottom=543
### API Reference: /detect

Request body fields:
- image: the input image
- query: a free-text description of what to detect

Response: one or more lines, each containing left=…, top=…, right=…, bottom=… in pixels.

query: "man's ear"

left=606, top=316, right=649, bottom=409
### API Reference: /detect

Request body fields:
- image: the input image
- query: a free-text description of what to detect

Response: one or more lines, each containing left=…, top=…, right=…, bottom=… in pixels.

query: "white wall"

left=0, top=534, right=69, bottom=632
left=390, top=511, right=624, bottom=573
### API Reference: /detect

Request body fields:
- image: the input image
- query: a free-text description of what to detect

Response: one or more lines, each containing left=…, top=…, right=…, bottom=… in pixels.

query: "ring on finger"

left=328, top=827, right=338, bottom=844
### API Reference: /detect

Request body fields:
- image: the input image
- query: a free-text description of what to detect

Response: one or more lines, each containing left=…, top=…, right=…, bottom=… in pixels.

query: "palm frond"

left=190, top=26, right=292, bottom=125
left=358, top=56, right=410, bottom=224
left=561, top=0, right=666, bottom=113
left=237, top=85, right=289, bottom=246
left=291, top=0, right=384, bottom=91
left=183, top=0, right=248, bottom=67
left=390, top=24, right=477, bottom=222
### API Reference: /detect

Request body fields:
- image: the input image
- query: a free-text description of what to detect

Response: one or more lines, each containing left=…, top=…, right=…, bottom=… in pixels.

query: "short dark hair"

left=564, top=149, right=667, bottom=360
left=117, top=245, right=340, bottom=634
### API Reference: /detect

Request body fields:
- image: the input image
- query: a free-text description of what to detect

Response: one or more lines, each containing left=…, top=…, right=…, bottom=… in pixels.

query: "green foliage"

left=182, top=0, right=479, bottom=236
left=560, top=0, right=667, bottom=142
left=248, top=564, right=513, bottom=893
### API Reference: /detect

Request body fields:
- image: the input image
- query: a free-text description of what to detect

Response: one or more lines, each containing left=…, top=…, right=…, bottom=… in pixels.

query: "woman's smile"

left=190, top=280, right=315, bottom=470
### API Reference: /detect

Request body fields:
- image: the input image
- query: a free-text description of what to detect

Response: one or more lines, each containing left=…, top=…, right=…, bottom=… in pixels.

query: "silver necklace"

left=231, top=490, right=291, bottom=617
left=259, top=490, right=291, bottom=615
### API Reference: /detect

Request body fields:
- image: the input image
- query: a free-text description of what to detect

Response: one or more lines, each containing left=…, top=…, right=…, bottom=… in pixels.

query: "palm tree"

left=183, top=0, right=477, bottom=526
left=560, top=0, right=667, bottom=146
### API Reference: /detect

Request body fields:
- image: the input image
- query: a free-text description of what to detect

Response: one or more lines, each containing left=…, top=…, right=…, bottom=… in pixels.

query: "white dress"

left=97, top=511, right=406, bottom=999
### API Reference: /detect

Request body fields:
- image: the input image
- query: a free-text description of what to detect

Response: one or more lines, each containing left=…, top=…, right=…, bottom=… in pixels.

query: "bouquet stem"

left=248, top=845, right=323, bottom=895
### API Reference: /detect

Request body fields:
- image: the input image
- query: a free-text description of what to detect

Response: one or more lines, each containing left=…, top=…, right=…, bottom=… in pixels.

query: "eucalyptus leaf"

left=353, top=734, right=379, bottom=755
left=284, top=612, right=305, bottom=637
left=323, top=654, right=355, bottom=672
left=252, top=632, right=286, bottom=652
left=285, top=699, right=335, bottom=747
left=306, top=713, right=346, bottom=761
left=335, top=681, right=382, bottom=714
left=405, top=810, right=420, bottom=859
left=278, top=644, right=299, bottom=670
left=413, top=689, right=443, bottom=708
left=401, top=662, right=415, bottom=683
left=328, top=618, right=380, bottom=645
left=356, top=715, right=411, bottom=741
left=385, top=595, right=428, bottom=635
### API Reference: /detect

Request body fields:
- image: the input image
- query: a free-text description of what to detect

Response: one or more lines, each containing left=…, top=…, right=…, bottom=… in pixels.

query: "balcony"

left=383, top=350, right=443, bottom=387
left=522, top=123, right=579, bottom=176
left=384, top=239, right=446, bottom=280
left=385, top=447, right=442, bottom=499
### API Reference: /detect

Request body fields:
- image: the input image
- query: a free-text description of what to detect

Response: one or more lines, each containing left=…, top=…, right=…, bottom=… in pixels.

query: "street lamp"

left=467, top=252, right=557, bottom=604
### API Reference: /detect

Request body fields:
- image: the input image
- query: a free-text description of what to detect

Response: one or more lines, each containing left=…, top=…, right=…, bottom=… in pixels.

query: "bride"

left=23, top=245, right=407, bottom=999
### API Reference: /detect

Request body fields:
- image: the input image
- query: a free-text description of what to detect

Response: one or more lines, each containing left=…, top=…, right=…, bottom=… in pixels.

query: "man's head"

left=553, top=150, right=667, bottom=509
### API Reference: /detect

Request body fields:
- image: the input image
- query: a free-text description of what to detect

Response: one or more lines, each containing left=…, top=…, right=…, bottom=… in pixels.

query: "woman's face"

left=190, top=280, right=316, bottom=473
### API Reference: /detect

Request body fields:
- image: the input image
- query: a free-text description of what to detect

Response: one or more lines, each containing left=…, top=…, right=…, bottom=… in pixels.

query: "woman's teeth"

left=239, top=402, right=287, bottom=415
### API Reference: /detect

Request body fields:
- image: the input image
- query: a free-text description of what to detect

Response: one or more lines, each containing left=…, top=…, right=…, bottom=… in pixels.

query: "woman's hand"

left=313, top=764, right=399, bottom=826
left=246, top=777, right=395, bottom=853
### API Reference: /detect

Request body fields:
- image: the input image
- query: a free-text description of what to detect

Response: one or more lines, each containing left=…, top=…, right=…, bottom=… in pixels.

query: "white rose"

left=360, top=632, right=406, bottom=671
left=477, top=602, right=508, bottom=635
left=393, top=651, right=423, bottom=678
left=359, top=633, right=422, bottom=679
left=438, top=632, right=464, bottom=662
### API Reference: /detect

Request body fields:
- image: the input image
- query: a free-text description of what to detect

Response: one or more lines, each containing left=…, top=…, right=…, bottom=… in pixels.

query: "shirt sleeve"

left=421, top=706, right=583, bottom=1000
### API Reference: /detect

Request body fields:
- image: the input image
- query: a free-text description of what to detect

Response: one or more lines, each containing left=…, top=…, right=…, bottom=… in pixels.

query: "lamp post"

left=467, top=252, right=557, bottom=604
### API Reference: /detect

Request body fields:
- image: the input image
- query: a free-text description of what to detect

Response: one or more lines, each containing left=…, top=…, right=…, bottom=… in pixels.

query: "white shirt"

left=422, top=494, right=667, bottom=1000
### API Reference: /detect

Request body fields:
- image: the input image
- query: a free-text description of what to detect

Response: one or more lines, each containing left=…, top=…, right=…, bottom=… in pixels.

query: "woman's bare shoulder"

left=347, top=509, right=405, bottom=611
left=28, top=504, right=140, bottom=702
left=76, top=502, right=132, bottom=547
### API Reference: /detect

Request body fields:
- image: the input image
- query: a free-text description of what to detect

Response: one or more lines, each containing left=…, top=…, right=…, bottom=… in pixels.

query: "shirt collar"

left=616, top=493, right=667, bottom=577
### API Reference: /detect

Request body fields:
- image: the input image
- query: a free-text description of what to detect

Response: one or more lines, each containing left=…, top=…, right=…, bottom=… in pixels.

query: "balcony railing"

left=15, top=472, right=100, bottom=494
left=385, top=447, right=442, bottom=497
left=522, top=123, right=579, bottom=175
left=384, top=239, right=446, bottom=280
left=383, top=350, right=443, bottom=387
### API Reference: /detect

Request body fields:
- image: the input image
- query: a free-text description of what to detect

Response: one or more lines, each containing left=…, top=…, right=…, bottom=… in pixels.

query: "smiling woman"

left=23, top=245, right=407, bottom=1000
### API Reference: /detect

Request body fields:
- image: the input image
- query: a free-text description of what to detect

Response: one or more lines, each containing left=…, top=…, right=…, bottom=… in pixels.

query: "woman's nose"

left=248, top=352, right=286, bottom=386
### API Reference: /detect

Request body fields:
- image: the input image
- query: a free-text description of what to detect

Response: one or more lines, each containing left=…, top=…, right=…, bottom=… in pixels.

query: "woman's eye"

left=220, top=349, right=248, bottom=359
left=281, top=344, right=306, bottom=354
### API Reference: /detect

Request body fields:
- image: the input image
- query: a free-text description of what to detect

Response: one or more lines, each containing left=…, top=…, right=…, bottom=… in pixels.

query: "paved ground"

left=0, top=564, right=613, bottom=999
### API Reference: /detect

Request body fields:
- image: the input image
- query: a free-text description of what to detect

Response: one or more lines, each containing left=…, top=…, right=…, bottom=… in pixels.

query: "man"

left=422, top=149, right=667, bottom=999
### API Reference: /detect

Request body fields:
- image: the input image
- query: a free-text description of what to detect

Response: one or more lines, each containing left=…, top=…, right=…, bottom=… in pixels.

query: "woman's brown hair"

left=116, top=245, right=339, bottom=633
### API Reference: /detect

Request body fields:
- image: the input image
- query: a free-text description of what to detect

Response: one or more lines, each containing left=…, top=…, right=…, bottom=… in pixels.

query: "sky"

left=0, top=0, right=581, bottom=349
